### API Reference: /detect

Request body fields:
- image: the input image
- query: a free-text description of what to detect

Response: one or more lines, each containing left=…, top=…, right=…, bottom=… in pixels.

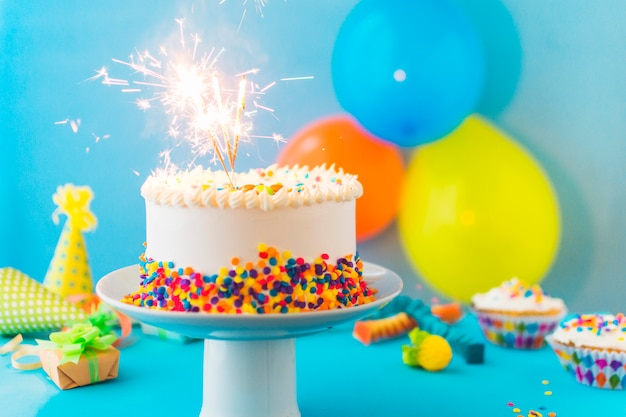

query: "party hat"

left=0, top=267, right=87, bottom=335
left=43, top=184, right=97, bottom=298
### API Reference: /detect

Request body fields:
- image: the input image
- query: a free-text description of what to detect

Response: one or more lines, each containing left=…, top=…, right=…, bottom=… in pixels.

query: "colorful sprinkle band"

left=558, top=313, right=626, bottom=335
left=122, top=244, right=377, bottom=314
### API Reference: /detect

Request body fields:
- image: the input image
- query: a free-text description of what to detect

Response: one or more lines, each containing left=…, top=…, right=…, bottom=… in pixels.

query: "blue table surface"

left=1, top=316, right=624, bottom=417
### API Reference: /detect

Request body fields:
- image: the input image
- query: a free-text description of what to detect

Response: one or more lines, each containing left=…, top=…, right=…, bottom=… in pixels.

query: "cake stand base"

left=201, top=339, right=299, bottom=417
left=96, top=262, right=402, bottom=417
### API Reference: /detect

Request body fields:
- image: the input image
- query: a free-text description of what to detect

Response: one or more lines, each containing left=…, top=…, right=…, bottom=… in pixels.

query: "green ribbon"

left=157, top=328, right=168, bottom=340
left=83, top=348, right=99, bottom=383
left=37, top=323, right=116, bottom=364
left=67, top=303, right=119, bottom=337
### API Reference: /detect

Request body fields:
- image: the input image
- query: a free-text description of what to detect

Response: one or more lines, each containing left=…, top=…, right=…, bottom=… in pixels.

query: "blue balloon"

left=454, top=0, right=522, bottom=117
left=331, top=0, right=486, bottom=147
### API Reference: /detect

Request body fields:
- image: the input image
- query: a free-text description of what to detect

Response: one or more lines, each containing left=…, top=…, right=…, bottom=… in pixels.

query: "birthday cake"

left=122, top=164, right=377, bottom=314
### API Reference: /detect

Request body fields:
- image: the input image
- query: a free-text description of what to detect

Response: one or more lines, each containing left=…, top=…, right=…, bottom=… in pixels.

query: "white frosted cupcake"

left=546, top=313, right=626, bottom=389
left=471, top=278, right=567, bottom=349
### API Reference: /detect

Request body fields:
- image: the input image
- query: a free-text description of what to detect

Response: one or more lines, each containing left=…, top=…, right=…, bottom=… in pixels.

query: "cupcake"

left=471, top=278, right=566, bottom=349
left=546, top=313, right=626, bottom=389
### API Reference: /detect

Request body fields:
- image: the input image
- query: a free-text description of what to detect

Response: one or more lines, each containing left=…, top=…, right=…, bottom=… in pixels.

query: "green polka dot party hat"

left=0, top=267, right=87, bottom=335
left=43, top=184, right=97, bottom=298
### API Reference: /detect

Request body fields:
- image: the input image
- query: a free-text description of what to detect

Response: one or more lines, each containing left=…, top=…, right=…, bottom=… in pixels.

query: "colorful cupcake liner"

left=546, top=336, right=626, bottom=390
left=474, top=310, right=564, bottom=349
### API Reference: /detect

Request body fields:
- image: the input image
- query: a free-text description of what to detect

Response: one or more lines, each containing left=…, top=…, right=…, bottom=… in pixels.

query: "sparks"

left=280, top=75, right=315, bottom=81
left=54, top=118, right=82, bottom=133
left=249, top=133, right=285, bottom=145
left=91, top=133, right=111, bottom=143
left=93, top=18, right=274, bottom=184
left=219, top=0, right=268, bottom=31
left=220, top=0, right=267, bottom=18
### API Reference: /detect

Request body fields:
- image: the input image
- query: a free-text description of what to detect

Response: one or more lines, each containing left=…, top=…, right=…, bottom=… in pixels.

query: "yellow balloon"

left=398, top=116, right=560, bottom=302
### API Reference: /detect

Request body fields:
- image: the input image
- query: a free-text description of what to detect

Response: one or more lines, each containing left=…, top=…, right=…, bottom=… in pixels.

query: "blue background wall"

left=1, top=0, right=624, bottom=313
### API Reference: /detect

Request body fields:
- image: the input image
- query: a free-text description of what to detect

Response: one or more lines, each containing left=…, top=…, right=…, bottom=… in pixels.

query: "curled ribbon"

left=2, top=322, right=118, bottom=377
left=66, top=294, right=133, bottom=347
left=0, top=334, right=42, bottom=370
left=37, top=323, right=116, bottom=364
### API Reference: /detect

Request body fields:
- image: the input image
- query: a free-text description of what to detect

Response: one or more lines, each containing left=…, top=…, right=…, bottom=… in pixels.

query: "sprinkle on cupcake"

left=556, top=313, right=626, bottom=339
left=471, top=278, right=566, bottom=314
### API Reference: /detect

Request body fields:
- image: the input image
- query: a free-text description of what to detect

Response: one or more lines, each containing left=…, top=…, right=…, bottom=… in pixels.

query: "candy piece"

left=402, top=328, right=453, bottom=371
left=431, top=302, right=463, bottom=324
left=448, top=333, right=485, bottom=365
left=369, top=295, right=485, bottom=364
left=353, top=312, right=417, bottom=345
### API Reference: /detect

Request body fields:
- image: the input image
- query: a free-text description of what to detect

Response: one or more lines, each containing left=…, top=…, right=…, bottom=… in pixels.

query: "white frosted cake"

left=122, top=164, right=377, bottom=314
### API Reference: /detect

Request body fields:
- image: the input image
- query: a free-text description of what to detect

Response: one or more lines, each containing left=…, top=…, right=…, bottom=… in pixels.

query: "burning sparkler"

left=91, top=18, right=273, bottom=186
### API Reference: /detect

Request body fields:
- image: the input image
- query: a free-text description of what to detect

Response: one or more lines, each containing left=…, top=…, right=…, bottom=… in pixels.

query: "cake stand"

left=96, top=261, right=403, bottom=417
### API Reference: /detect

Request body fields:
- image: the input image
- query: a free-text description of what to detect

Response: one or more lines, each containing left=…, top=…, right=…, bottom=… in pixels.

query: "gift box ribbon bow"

left=37, top=323, right=117, bottom=364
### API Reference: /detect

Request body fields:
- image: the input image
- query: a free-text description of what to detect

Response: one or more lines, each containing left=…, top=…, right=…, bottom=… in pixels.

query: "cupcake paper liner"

left=473, top=309, right=564, bottom=349
left=546, top=336, right=626, bottom=390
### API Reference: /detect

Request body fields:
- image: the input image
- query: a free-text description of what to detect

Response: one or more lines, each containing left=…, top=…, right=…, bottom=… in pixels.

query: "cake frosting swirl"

left=551, top=313, right=626, bottom=351
left=471, top=278, right=566, bottom=314
left=141, top=164, right=363, bottom=210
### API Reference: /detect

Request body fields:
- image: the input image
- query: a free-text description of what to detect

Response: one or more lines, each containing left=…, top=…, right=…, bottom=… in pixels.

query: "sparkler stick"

left=210, top=76, right=234, bottom=172
left=209, top=134, right=233, bottom=186
left=232, top=76, right=247, bottom=171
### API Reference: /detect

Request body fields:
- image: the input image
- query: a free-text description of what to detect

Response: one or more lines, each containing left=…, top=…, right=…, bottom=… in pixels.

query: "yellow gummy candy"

left=417, top=334, right=453, bottom=372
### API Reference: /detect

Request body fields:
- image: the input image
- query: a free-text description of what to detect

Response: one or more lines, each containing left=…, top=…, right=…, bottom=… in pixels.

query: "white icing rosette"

left=141, top=164, right=363, bottom=210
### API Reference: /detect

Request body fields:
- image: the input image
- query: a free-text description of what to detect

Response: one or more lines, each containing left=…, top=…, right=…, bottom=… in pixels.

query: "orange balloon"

left=277, top=115, right=404, bottom=241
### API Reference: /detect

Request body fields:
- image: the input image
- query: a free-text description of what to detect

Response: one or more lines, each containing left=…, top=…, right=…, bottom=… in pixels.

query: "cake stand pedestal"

left=96, top=262, right=403, bottom=417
